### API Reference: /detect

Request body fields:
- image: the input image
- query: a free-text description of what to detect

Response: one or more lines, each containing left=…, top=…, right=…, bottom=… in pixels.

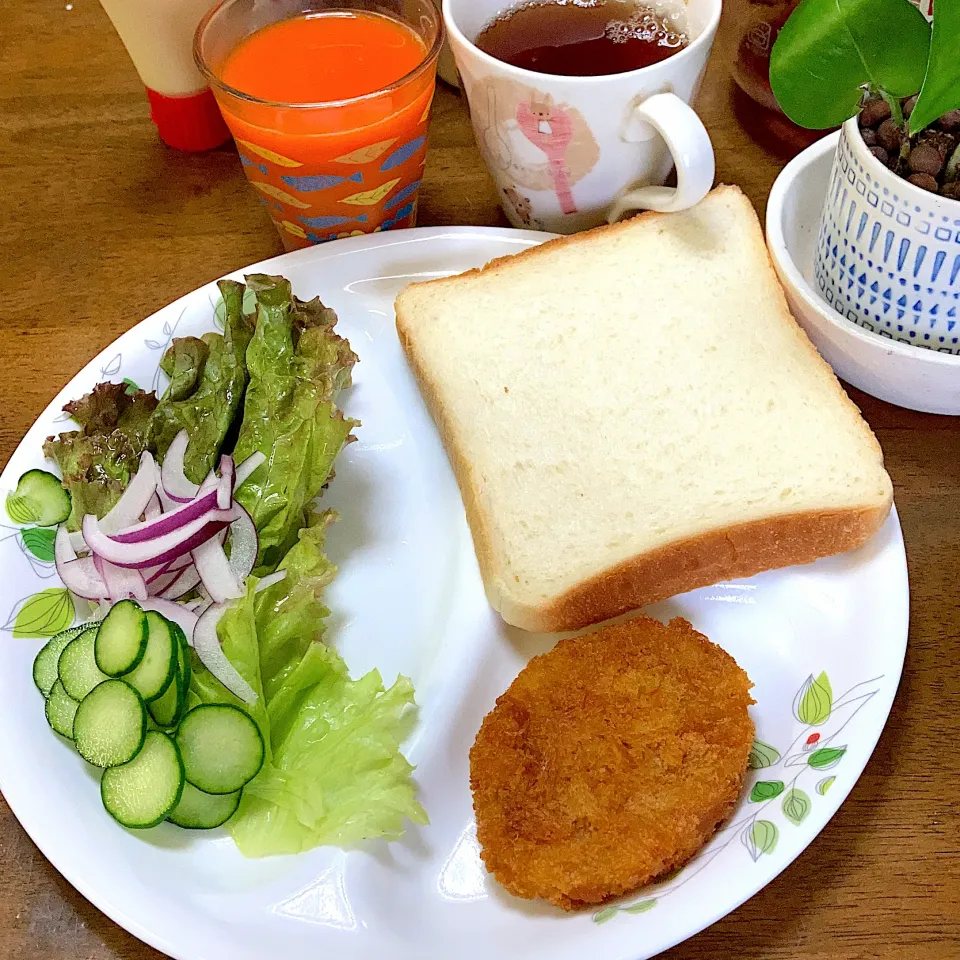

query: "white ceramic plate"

left=0, top=228, right=909, bottom=960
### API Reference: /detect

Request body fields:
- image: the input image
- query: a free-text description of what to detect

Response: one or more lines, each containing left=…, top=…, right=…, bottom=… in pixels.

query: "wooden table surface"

left=2, top=0, right=959, bottom=956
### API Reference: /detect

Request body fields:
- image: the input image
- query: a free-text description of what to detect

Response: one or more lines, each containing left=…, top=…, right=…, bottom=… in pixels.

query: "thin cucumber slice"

left=74, top=680, right=147, bottom=768
left=147, top=665, right=183, bottom=728
left=95, top=600, right=148, bottom=677
left=167, top=781, right=241, bottom=829
left=101, top=731, right=185, bottom=829
left=177, top=704, right=264, bottom=795
left=172, top=624, right=191, bottom=691
left=34, top=624, right=89, bottom=697
left=58, top=627, right=107, bottom=701
left=6, top=469, right=71, bottom=526
left=124, top=612, right=176, bottom=702
left=45, top=680, right=80, bottom=738
left=149, top=625, right=190, bottom=727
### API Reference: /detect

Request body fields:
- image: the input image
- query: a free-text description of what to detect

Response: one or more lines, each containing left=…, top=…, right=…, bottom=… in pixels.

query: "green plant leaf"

left=20, top=527, right=56, bottom=562
left=808, top=746, right=847, bottom=769
left=750, top=780, right=785, bottom=802
left=743, top=820, right=779, bottom=861
left=770, top=0, right=931, bottom=129
left=5, top=494, right=38, bottom=525
left=816, top=775, right=837, bottom=795
left=594, top=907, right=619, bottom=924
left=910, top=0, right=960, bottom=134
left=748, top=739, right=781, bottom=769
left=121, top=377, right=141, bottom=396
left=7, top=588, right=75, bottom=638
left=624, top=899, right=658, bottom=914
left=796, top=671, right=833, bottom=725
left=782, top=788, right=812, bottom=825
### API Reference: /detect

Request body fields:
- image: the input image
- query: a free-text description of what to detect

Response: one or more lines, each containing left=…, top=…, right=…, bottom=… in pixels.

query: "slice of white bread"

left=395, top=185, right=893, bottom=633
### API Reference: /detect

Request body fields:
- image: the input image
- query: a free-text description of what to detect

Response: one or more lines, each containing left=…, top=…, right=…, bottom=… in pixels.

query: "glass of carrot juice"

left=195, top=0, right=444, bottom=250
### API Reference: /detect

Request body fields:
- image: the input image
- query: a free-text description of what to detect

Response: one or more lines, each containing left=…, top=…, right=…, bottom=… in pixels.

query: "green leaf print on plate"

left=749, top=780, right=785, bottom=802
left=807, top=746, right=846, bottom=770
left=594, top=907, right=619, bottom=924
left=623, top=899, right=657, bottom=914
left=5, top=494, right=38, bottom=525
left=744, top=820, right=779, bottom=861
left=748, top=740, right=781, bottom=770
left=816, top=776, right=836, bottom=795
left=5, top=588, right=75, bottom=638
left=20, top=527, right=56, bottom=562
left=795, top=671, right=833, bottom=725
left=781, top=788, right=811, bottom=826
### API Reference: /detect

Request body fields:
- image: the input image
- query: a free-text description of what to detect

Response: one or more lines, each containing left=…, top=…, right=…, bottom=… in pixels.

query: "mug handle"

left=606, top=92, right=715, bottom=222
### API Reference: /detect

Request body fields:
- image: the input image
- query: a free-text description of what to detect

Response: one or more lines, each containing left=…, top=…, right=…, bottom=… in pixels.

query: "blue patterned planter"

left=814, top=119, right=960, bottom=354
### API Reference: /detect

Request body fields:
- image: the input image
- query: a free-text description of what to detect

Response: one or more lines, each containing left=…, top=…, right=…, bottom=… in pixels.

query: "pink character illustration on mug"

left=464, top=76, right=600, bottom=224
left=515, top=94, right=578, bottom=214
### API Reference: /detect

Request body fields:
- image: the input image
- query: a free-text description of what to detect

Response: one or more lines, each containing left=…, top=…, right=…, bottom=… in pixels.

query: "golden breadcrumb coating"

left=470, top=615, right=755, bottom=909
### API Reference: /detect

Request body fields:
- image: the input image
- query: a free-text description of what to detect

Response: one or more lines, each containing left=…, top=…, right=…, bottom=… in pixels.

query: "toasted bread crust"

left=499, top=501, right=892, bottom=632
left=394, top=185, right=894, bottom=633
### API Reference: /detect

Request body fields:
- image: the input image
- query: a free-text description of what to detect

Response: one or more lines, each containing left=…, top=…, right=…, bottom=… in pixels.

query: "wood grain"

left=1, top=0, right=958, bottom=956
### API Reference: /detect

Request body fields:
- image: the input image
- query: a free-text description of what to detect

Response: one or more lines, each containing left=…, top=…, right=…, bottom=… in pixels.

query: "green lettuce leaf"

left=190, top=514, right=425, bottom=856
left=43, top=382, right=157, bottom=529
left=149, top=279, right=254, bottom=483
left=233, top=274, right=358, bottom=574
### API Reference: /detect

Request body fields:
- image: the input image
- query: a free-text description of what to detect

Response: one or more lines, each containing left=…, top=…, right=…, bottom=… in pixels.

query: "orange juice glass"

left=195, top=0, right=443, bottom=250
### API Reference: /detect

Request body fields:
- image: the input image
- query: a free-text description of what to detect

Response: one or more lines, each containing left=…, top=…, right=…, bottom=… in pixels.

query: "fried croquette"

left=469, top=615, right=755, bottom=909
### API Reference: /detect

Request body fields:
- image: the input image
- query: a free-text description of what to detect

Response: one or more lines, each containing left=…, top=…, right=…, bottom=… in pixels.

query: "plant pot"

left=813, top=117, right=960, bottom=354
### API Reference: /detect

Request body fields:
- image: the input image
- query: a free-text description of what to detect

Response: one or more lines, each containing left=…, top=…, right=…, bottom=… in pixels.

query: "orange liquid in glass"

left=222, top=12, right=426, bottom=105
left=215, top=11, right=436, bottom=249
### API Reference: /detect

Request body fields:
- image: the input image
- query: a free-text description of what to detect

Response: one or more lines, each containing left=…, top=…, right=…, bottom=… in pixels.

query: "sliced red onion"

left=94, top=555, right=147, bottom=603
left=157, top=487, right=183, bottom=512
left=227, top=505, right=258, bottom=582
left=57, top=555, right=109, bottom=601
left=144, top=552, right=193, bottom=584
left=147, top=567, right=184, bottom=595
left=68, top=529, right=87, bottom=554
left=146, top=522, right=233, bottom=569
left=193, top=603, right=257, bottom=703
left=82, top=510, right=235, bottom=568
left=193, top=536, right=244, bottom=604
left=99, top=451, right=159, bottom=533
left=145, top=493, right=162, bottom=521
left=254, top=570, right=286, bottom=593
left=158, top=565, right=202, bottom=600
left=109, top=488, right=220, bottom=544
left=218, top=456, right=234, bottom=510
left=234, top=451, right=265, bottom=489
left=56, top=525, right=77, bottom=565
left=161, top=431, right=199, bottom=502
left=140, top=598, right=199, bottom=641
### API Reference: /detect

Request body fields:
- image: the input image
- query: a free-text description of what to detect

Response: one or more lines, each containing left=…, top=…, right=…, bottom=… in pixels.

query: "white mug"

left=442, top=0, right=719, bottom=234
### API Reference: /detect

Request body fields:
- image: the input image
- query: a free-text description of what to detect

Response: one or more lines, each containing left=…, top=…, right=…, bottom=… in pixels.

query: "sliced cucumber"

left=149, top=624, right=190, bottom=727
left=34, top=624, right=89, bottom=697
left=95, top=600, right=148, bottom=677
left=177, top=704, right=264, bottom=795
left=101, top=731, right=185, bottom=829
left=45, top=680, right=80, bottom=738
left=172, top=623, right=191, bottom=691
left=124, top=612, right=177, bottom=701
left=58, top=626, right=107, bottom=701
left=74, top=680, right=147, bottom=767
left=167, top=780, right=241, bottom=829
left=6, top=469, right=71, bottom=526
left=147, top=666, right=183, bottom=727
